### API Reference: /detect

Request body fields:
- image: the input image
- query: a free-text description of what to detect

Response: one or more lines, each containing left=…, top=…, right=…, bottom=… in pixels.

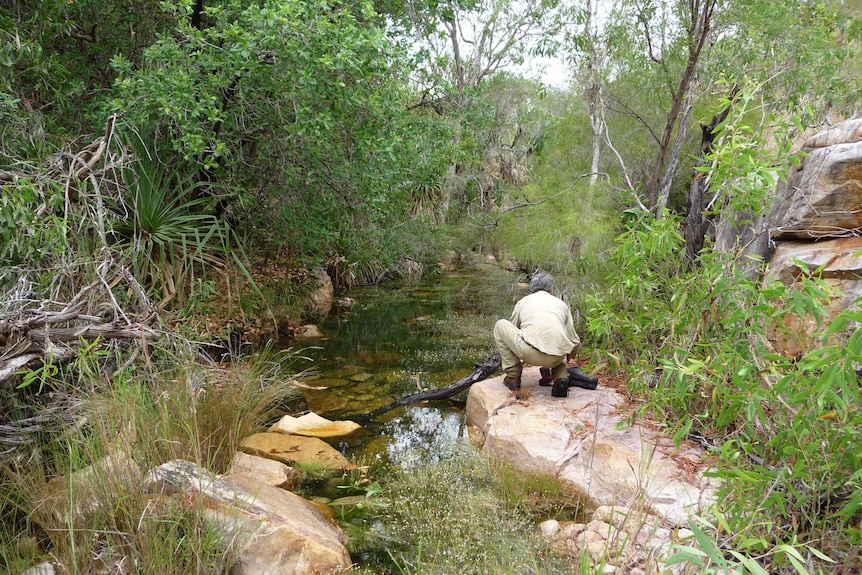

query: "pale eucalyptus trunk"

left=584, top=0, right=604, bottom=188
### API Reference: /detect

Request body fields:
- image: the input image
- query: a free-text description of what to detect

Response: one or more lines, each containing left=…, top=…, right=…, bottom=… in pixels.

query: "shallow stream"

left=286, top=261, right=521, bottom=468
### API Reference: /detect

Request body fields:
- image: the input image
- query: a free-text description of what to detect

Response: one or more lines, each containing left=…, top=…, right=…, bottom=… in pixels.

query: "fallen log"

left=394, top=352, right=501, bottom=406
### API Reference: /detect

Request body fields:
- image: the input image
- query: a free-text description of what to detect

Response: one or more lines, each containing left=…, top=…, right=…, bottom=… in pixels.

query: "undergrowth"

left=351, top=445, right=578, bottom=574
left=586, top=209, right=862, bottom=574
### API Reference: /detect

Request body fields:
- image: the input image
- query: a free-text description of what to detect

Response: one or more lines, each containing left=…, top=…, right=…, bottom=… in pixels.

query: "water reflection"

left=383, top=407, right=468, bottom=468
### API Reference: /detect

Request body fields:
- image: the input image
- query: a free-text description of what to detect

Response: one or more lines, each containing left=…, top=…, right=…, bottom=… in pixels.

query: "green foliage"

left=0, top=341, right=304, bottom=574
left=0, top=180, right=67, bottom=270
left=711, top=0, right=860, bottom=120
left=360, top=446, right=571, bottom=574
left=106, top=0, right=456, bottom=272
left=585, top=209, right=695, bottom=371
left=590, top=204, right=861, bottom=569
left=587, top=97, right=862, bottom=568
left=0, top=1, right=171, bottom=135
left=487, top=90, right=620, bottom=311
left=668, top=515, right=836, bottom=575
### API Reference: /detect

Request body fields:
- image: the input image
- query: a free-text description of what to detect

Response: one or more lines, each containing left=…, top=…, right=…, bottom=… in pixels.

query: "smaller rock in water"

left=296, top=324, right=324, bottom=338
left=269, top=412, right=362, bottom=438
left=240, top=432, right=353, bottom=470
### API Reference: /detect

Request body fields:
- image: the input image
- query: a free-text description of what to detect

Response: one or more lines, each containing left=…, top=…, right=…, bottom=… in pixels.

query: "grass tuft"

left=0, top=340, right=303, bottom=574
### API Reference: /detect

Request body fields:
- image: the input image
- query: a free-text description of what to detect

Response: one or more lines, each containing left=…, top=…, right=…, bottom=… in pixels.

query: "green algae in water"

left=289, top=263, right=520, bottom=464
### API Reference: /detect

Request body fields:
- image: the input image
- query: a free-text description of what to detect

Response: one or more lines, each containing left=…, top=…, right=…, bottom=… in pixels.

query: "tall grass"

left=0, top=341, right=302, bottom=575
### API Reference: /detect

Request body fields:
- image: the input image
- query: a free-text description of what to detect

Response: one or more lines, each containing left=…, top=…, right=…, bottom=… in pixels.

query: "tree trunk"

left=394, top=353, right=501, bottom=405
left=191, top=0, right=205, bottom=29
left=584, top=0, right=604, bottom=188
left=684, top=86, right=737, bottom=263
left=647, top=0, right=717, bottom=215
left=655, top=86, right=695, bottom=214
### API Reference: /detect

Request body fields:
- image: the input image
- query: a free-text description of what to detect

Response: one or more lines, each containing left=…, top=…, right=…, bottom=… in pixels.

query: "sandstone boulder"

left=308, top=269, right=334, bottom=317
left=467, top=367, right=717, bottom=527
left=768, top=119, right=862, bottom=240
left=763, top=237, right=862, bottom=356
left=144, top=459, right=351, bottom=575
left=229, top=452, right=301, bottom=490
left=296, top=324, right=324, bottom=339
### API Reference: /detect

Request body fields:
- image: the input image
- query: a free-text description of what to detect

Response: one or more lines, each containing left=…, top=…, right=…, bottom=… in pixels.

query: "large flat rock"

left=240, top=432, right=352, bottom=470
left=466, top=367, right=718, bottom=526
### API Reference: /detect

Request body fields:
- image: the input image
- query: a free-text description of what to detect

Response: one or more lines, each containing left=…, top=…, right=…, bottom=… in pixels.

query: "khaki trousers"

left=493, top=319, right=567, bottom=381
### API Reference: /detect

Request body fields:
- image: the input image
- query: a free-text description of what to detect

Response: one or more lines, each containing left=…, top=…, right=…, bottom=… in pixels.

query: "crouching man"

left=493, top=271, right=580, bottom=398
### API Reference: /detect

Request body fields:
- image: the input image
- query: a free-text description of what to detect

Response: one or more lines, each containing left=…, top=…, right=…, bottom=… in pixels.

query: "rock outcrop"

left=467, top=366, right=717, bottom=570
left=759, top=119, right=862, bottom=355
left=767, top=118, right=862, bottom=240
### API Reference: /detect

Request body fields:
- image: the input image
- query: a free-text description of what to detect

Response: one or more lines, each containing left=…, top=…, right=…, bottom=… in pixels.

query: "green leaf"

left=805, top=545, right=834, bottom=563
left=666, top=545, right=706, bottom=566
left=777, top=545, right=810, bottom=575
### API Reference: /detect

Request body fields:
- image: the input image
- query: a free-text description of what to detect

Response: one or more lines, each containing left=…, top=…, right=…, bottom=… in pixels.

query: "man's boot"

left=567, top=366, right=598, bottom=390
left=551, top=378, right=568, bottom=397
left=503, top=374, right=521, bottom=391
left=538, top=367, right=553, bottom=386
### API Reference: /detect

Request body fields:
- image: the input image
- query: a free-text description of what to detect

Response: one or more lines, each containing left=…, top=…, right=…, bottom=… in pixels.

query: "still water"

left=290, top=262, right=521, bottom=468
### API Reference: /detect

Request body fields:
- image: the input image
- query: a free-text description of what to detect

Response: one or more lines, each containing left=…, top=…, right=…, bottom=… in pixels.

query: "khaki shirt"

left=510, top=290, right=580, bottom=356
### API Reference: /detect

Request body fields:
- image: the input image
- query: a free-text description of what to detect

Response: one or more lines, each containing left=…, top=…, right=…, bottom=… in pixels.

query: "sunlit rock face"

left=229, top=452, right=301, bottom=490
left=768, top=120, right=862, bottom=240
left=268, top=412, right=362, bottom=438
left=240, top=432, right=353, bottom=470
left=466, top=367, right=718, bottom=528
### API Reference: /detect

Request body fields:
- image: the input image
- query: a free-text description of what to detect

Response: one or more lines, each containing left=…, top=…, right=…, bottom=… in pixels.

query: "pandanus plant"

left=112, top=139, right=231, bottom=308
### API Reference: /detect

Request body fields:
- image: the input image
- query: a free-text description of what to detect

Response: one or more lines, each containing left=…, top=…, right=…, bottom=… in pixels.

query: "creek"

left=284, top=261, right=519, bottom=468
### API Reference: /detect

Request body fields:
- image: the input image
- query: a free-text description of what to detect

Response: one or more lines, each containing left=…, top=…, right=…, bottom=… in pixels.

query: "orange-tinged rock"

left=240, top=432, right=352, bottom=470
left=228, top=452, right=300, bottom=490
left=144, top=460, right=351, bottom=575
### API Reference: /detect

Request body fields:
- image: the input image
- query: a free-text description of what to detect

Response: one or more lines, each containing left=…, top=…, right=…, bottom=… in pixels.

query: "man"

left=493, top=271, right=580, bottom=398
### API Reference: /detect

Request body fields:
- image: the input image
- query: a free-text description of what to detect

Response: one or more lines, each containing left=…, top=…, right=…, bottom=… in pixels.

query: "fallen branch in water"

left=394, top=352, right=502, bottom=406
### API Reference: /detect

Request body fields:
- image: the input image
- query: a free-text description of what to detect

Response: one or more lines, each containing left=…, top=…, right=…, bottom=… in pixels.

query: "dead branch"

left=0, top=263, right=160, bottom=386
left=394, top=352, right=502, bottom=405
